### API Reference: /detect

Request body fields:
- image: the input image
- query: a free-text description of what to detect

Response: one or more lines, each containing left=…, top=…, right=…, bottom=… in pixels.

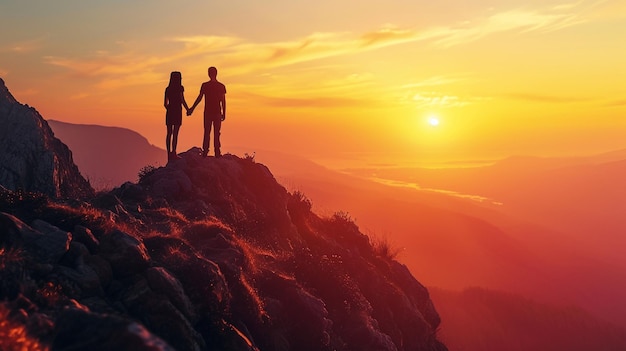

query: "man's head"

left=208, top=66, right=218, bottom=79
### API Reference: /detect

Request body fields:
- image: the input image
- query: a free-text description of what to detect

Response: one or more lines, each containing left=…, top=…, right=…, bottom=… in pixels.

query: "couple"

left=164, top=67, right=226, bottom=160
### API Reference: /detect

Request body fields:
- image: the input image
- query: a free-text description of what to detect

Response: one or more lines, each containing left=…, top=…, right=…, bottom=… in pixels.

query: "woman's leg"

left=166, top=124, right=173, bottom=154
left=172, top=125, right=181, bottom=154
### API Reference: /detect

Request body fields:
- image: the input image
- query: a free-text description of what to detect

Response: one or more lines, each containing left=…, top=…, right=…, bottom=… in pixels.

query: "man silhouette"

left=188, top=66, right=227, bottom=157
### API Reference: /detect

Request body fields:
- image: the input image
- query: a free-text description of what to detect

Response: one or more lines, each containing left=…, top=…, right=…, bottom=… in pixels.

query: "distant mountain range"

left=48, top=120, right=165, bottom=190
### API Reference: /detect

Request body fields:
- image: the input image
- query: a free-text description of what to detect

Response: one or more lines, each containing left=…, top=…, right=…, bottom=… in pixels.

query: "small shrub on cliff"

left=243, top=152, right=256, bottom=162
left=289, top=191, right=312, bottom=213
left=137, top=164, right=158, bottom=183
left=370, top=234, right=403, bottom=260
left=329, top=211, right=359, bottom=233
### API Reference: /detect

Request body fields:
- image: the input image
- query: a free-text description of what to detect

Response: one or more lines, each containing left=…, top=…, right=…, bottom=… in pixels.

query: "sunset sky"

left=1, top=0, right=625, bottom=167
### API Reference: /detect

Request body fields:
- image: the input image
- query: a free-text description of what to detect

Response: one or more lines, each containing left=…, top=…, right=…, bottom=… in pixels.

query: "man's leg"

left=213, top=118, right=222, bottom=157
left=203, top=117, right=213, bottom=156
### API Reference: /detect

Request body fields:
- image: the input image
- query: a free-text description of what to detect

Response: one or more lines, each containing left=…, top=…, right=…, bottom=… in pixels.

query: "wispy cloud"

left=167, top=35, right=242, bottom=58
left=400, top=76, right=467, bottom=89
left=553, top=1, right=585, bottom=11
left=359, top=26, right=417, bottom=49
left=504, top=93, right=592, bottom=103
left=395, top=75, right=486, bottom=108
left=423, top=7, right=586, bottom=48
left=409, top=92, right=489, bottom=108
left=0, top=37, right=46, bottom=53
left=43, top=3, right=594, bottom=91
left=238, top=92, right=375, bottom=109
left=45, top=50, right=176, bottom=89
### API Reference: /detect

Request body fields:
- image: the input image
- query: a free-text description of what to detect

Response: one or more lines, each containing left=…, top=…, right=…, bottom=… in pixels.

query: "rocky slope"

left=0, top=149, right=446, bottom=350
left=0, top=78, right=93, bottom=199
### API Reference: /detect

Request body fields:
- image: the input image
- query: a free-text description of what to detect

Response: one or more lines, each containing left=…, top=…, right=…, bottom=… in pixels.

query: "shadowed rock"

left=0, top=78, right=93, bottom=199
left=52, top=307, right=176, bottom=351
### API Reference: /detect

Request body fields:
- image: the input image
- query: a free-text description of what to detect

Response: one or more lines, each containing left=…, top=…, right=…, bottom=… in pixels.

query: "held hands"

left=186, top=107, right=194, bottom=116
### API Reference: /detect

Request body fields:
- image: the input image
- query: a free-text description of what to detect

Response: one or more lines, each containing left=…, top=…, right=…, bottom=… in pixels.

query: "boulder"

left=52, top=307, right=175, bottom=351
left=0, top=214, right=71, bottom=264
left=99, top=230, right=151, bottom=277
left=72, top=225, right=100, bottom=253
left=146, top=267, right=196, bottom=322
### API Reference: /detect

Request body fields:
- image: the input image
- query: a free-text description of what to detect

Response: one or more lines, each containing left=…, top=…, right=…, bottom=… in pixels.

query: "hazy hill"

left=48, top=120, right=165, bottom=190
left=338, top=158, right=626, bottom=327
left=430, top=287, right=626, bottom=351
left=344, top=154, right=626, bottom=265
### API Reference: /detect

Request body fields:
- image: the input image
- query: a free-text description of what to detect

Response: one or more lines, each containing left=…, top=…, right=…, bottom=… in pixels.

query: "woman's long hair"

left=168, top=71, right=182, bottom=88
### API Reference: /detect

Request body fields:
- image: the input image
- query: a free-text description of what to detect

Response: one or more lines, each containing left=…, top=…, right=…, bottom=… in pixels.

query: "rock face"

left=0, top=78, right=93, bottom=199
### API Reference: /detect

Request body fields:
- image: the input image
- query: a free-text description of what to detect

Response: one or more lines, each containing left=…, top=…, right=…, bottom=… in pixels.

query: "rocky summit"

left=0, top=78, right=446, bottom=350
left=0, top=78, right=93, bottom=199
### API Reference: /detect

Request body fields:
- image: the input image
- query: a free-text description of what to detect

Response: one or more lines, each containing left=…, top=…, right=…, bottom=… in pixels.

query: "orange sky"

left=1, top=0, right=625, bottom=167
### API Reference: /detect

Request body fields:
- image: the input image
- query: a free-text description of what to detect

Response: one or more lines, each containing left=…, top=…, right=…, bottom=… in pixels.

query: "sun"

left=427, top=115, right=440, bottom=127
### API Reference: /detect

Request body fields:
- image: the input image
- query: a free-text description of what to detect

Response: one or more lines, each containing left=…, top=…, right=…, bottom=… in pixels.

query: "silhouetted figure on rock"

left=164, top=71, right=189, bottom=161
left=188, top=66, right=226, bottom=157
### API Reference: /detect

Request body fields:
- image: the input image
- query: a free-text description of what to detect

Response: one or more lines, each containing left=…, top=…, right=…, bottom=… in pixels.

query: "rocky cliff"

left=0, top=78, right=93, bottom=199
left=0, top=79, right=446, bottom=351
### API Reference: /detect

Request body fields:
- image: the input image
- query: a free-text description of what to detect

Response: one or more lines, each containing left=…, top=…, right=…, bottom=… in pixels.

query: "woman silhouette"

left=164, top=71, right=189, bottom=160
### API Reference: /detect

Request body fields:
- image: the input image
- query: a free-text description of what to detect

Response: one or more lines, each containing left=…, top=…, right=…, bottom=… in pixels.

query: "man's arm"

left=188, top=85, right=204, bottom=113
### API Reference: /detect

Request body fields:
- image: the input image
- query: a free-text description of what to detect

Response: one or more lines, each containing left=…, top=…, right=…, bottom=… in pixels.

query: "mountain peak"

left=0, top=77, right=18, bottom=105
left=0, top=78, right=93, bottom=198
